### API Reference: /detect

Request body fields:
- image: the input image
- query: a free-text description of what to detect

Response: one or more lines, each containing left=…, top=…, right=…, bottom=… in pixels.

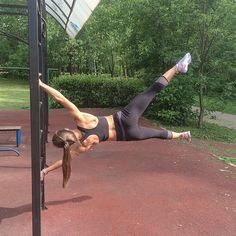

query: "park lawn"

left=1, top=77, right=236, bottom=144
left=222, top=100, right=236, bottom=115
left=0, top=78, right=30, bottom=109
left=194, top=96, right=236, bottom=115
left=157, top=121, right=236, bottom=144
left=158, top=121, right=236, bottom=167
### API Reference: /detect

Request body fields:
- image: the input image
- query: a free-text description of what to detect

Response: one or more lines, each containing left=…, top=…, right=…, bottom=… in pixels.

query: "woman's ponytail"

left=52, top=129, right=79, bottom=188
left=62, top=141, right=72, bottom=188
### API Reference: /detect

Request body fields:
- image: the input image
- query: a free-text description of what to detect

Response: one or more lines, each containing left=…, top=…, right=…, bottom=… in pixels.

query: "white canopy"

left=45, top=0, right=101, bottom=38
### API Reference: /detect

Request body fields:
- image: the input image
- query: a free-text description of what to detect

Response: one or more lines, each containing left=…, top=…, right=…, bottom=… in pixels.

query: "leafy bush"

left=205, top=77, right=236, bottom=101
left=145, top=76, right=195, bottom=125
left=50, top=74, right=195, bottom=126
left=50, top=74, right=144, bottom=108
left=222, top=81, right=236, bottom=100
left=4, top=69, right=29, bottom=80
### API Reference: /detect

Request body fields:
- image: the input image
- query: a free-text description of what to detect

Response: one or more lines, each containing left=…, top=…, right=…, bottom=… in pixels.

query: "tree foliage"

left=0, top=0, right=235, bottom=126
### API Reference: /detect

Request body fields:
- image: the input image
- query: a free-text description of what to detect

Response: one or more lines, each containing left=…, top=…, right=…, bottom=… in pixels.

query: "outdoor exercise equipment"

left=0, top=126, right=21, bottom=156
left=0, top=148, right=20, bottom=156
left=1, top=1, right=101, bottom=235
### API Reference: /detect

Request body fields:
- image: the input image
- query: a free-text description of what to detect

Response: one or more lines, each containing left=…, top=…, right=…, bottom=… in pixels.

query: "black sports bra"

left=77, top=116, right=109, bottom=142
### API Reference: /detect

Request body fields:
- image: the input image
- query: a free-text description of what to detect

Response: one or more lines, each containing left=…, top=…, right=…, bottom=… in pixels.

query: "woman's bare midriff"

left=104, top=115, right=117, bottom=141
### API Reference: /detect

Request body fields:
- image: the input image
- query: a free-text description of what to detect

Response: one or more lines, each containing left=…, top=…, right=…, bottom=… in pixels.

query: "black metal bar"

left=0, top=11, right=28, bottom=16
left=63, top=0, right=71, bottom=9
left=28, top=0, right=42, bottom=235
left=0, top=3, right=28, bottom=9
left=42, top=1, right=49, bottom=144
left=40, top=0, right=48, bottom=210
left=38, top=1, right=45, bottom=213
left=45, top=3, right=67, bottom=25
left=65, top=0, right=76, bottom=29
left=0, top=30, right=29, bottom=45
left=49, top=0, right=68, bottom=20
left=46, top=11, right=66, bottom=31
left=0, top=3, right=28, bottom=16
left=0, top=66, right=57, bottom=71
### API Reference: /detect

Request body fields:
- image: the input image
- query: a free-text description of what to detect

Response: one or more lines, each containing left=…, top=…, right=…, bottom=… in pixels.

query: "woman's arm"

left=40, top=137, right=97, bottom=181
left=40, top=148, right=81, bottom=181
left=39, top=79, right=83, bottom=122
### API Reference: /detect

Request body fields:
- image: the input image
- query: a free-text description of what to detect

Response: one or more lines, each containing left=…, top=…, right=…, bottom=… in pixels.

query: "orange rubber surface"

left=0, top=109, right=236, bottom=236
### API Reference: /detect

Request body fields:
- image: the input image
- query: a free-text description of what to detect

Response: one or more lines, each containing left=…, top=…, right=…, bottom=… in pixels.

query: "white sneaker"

left=176, top=53, right=192, bottom=73
left=180, top=131, right=191, bottom=142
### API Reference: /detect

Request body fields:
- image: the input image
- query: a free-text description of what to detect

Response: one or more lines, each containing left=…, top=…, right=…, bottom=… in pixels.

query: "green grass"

left=1, top=77, right=236, bottom=144
left=215, top=155, right=236, bottom=167
left=159, top=121, right=236, bottom=144
left=222, top=100, right=236, bottom=115
left=159, top=121, right=236, bottom=168
left=194, top=96, right=236, bottom=115
left=0, top=78, right=30, bottom=109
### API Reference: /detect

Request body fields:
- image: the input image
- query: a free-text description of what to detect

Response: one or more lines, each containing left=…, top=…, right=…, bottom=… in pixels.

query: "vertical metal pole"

left=40, top=0, right=48, bottom=209
left=42, top=0, right=49, bottom=143
left=28, top=0, right=41, bottom=235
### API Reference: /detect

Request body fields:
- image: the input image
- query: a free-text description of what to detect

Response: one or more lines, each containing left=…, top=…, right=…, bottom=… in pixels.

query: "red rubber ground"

left=0, top=109, right=236, bottom=236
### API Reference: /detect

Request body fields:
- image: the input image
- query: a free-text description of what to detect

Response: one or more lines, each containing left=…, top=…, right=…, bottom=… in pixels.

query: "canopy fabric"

left=45, top=0, right=101, bottom=38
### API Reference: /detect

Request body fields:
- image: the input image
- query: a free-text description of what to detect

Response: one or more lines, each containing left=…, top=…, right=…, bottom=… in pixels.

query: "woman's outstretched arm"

left=39, top=79, right=83, bottom=122
left=40, top=146, right=82, bottom=181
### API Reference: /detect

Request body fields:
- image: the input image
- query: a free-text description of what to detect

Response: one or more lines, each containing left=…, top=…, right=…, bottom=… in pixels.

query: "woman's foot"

left=180, top=131, right=191, bottom=142
left=176, top=53, right=192, bottom=73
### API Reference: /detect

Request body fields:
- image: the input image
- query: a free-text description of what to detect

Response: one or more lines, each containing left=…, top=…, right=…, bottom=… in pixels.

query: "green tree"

left=186, top=0, right=236, bottom=127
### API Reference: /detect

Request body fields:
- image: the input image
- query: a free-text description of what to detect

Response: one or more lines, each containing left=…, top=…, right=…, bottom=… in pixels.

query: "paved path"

left=193, top=107, right=236, bottom=129
left=205, top=111, right=236, bottom=129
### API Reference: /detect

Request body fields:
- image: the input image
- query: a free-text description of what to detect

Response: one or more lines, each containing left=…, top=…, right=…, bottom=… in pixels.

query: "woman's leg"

left=119, top=53, right=192, bottom=141
left=121, top=70, right=174, bottom=126
left=121, top=53, right=192, bottom=126
left=124, top=126, right=191, bottom=142
left=172, top=131, right=191, bottom=141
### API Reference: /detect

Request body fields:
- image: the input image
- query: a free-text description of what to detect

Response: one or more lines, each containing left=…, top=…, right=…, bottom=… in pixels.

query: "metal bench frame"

left=0, top=148, right=20, bottom=156
left=0, top=126, right=21, bottom=156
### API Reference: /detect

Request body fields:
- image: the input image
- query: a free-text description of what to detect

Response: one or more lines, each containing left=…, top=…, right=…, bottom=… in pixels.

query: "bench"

left=0, top=148, right=20, bottom=156
left=0, top=126, right=21, bottom=156
left=0, top=126, right=21, bottom=146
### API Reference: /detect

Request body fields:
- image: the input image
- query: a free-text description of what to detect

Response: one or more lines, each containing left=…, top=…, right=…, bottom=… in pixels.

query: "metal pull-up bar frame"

left=0, top=1, right=47, bottom=235
left=1, top=2, right=48, bottom=235
left=28, top=0, right=48, bottom=235
left=0, top=3, right=28, bottom=16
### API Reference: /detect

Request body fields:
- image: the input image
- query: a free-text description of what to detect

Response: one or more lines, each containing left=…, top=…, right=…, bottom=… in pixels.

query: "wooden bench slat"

left=0, top=126, right=21, bottom=130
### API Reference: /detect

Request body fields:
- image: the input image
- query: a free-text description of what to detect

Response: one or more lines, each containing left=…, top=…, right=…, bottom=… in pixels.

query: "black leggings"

left=113, top=76, right=172, bottom=141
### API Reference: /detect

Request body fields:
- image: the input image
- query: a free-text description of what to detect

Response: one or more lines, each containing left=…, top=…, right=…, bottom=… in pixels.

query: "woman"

left=40, top=53, right=192, bottom=187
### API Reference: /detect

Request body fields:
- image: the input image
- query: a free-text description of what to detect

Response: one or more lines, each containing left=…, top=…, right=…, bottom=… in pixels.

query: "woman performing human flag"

left=40, top=53, right=192, bottom=188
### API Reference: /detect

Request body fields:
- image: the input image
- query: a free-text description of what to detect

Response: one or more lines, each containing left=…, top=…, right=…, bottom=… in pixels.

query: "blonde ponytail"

left=62, top=141, right=72, bottom=188
left=52, top=129, right=80, bottom=188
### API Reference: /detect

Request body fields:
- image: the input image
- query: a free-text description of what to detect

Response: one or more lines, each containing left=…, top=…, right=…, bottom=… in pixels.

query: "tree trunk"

left=68, top=55, right=73, bottom=75
left=108, top=52, right=115, bottom=77
left=93, top=58, right=97, bottom=75
left=198, top=79, right=204, bottom=128
left=197, top=1, right=207, bottom=129
left=122, top=64, right=128, bottom=78
left=58, top=65, right=62, bottom=75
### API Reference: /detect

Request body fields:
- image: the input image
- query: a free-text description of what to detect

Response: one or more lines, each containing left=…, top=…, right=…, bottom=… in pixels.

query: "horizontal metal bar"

left=0, top=30, right=28, bottom=45
left=0, top=148, right=20, bottom=157
left=46, top=3, right=67, bottom=25
left=0, top=66, right=29, bottom=70
left=0, top=4, right=27, bottom=9
left=0, top=11, right=28, bottom=16
left=0, top=66, right=58, bottom=71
